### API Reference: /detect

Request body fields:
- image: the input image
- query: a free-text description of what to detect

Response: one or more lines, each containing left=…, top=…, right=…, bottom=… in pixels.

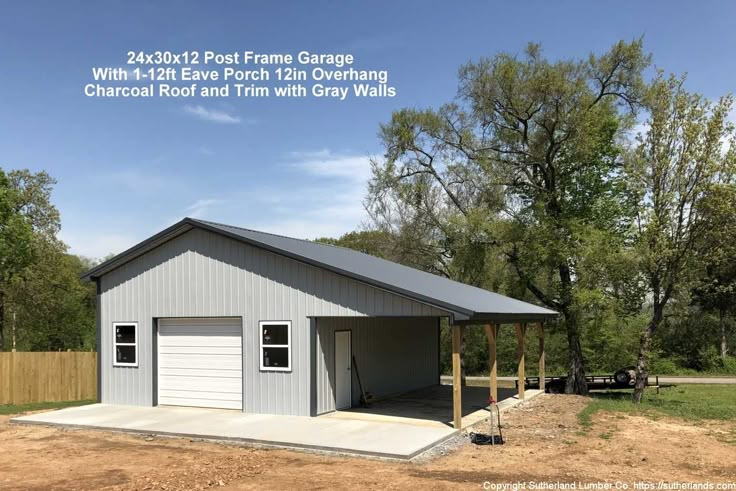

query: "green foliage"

left=694, top=185, right=736, bottom=314
left=0, top=168, right=35, bottom=349
left=0, top=169, right=34, bottom=285
left=316, top=230, right=402, bottom=262
left=578, top=385, right=736, bottom=429
left=7, top=251, right=96, bottom=350
left=628, top=74, right=736, bottom=400
left=0, top=167, right=96, bottom=352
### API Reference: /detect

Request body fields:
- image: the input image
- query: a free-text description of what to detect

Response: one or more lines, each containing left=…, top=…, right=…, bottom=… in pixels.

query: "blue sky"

left=1, top=1, right=734, bottom=259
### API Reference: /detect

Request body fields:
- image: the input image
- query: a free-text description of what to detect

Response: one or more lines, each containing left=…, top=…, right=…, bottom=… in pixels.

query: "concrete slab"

left=11, top=404, right=456, bottom=460
left=325, top=385, right=543, bottom=429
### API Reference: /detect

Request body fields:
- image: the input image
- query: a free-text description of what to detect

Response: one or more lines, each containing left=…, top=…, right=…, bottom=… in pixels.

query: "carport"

left=447, top=320, right=550, bottom=429
left=317, top=318, right=551, bottom=430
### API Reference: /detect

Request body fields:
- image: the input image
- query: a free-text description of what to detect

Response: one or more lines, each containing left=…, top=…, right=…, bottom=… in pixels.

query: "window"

left=113, top=322, right=138, bottom=367
left=259, top=321, right=291, bottom=372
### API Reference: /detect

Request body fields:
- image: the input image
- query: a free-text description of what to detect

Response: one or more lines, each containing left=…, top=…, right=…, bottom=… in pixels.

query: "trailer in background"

left=518, top=366, right=673, bottom=393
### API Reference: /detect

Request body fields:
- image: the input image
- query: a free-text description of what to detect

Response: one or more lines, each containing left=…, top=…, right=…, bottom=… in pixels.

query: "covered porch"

left=448, top=321, right=549, bottom=430
left=315, top=316, right=550, bottom=431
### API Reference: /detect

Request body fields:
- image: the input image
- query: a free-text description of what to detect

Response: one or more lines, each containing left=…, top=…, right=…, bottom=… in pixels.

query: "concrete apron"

left=10, top=390, right=543, bottom=460
left=10, top=403, right=457, bottom=460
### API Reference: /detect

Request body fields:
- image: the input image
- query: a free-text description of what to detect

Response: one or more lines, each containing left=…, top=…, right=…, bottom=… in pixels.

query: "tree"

left=7, top=248, right=96, bottom=351
left=0, top=168, right=34, bottom=350
left=8, top=169, right=61, bottom=243
left=316, top=230, right=400, bottom=261
left=0, top=168, right=95, bottom=351
left=368, top=40, right=649, bottom=394
left=629, top=74, right=735, bottom=402
left=692, top=184, right=736, bottom=360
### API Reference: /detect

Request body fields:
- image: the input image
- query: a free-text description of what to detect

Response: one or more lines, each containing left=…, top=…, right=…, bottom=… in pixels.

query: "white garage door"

left=158, top=318, right=242, bottom=410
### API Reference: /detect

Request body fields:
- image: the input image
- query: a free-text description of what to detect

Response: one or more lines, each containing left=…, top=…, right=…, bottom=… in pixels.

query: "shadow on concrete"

left=339, top=384, right=516, bottom=426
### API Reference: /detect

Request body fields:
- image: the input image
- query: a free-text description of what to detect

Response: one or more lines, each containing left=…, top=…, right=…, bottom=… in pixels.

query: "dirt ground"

left=2, top=395, right=736, bottom=490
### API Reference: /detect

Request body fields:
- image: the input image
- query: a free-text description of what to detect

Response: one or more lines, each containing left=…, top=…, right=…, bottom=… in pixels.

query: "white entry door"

left=335, top=330, right=352, bottom=410
left=158, top=318, right=243, bottom=410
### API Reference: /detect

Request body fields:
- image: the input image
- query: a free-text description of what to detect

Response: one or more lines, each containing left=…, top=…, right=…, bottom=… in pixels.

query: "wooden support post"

left=515, top=323, right=527, bottom=400
left=452, top=324, right=464, bottom=430
left=537, top=322, right=545, bottom=392
left=483, top=324, right=499, bottom=402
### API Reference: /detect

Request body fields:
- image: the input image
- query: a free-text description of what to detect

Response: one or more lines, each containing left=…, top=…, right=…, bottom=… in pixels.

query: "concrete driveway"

left=11, top=403, right=457, bottom=460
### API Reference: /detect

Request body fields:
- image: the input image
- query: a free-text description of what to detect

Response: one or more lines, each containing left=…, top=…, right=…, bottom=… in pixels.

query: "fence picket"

left=0, top=352, right=97, bottom=404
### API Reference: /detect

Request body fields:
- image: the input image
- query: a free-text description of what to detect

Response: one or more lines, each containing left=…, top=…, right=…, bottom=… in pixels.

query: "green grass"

left=598, top=430, right=614, bottom=440
left=577, top=385, right=736, bottom=430
left=0, top=399, right=95, bottom=416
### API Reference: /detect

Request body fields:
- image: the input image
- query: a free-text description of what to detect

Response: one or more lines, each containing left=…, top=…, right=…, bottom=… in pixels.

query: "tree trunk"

left=633, top=304, right=664, bottom=403
left=0, top=288, right=4, bottom=351
left=558, top=262, right=588, bottom=395
left=721, top=309, right=728, bottom=360
left=563, top=309, right=588, bottom=395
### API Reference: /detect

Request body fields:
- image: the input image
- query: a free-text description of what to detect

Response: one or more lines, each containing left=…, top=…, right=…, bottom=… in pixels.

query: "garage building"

left=83, top=218, right=556, bottom=428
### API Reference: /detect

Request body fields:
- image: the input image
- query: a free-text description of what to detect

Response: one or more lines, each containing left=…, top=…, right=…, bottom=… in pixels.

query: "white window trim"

left=113, top=322, right=138, bottom=368
left=259, top=320, right=291, bottom=372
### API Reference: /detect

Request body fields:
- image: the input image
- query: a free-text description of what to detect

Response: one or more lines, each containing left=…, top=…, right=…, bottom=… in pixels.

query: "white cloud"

left=60, top=230, right=138, bottom=260
left=289, top=149, right=373, bottom=183
left=183, top=105, right=242, bottom=124
left=244, top=149, right=374, bottom=239
left=178, top=150, right=374, bottom=240
left=68, top=149, right=375, bottom=259
left=185, top=198, right=224, bottom=219
left=286, top=148, right=331, bottom=160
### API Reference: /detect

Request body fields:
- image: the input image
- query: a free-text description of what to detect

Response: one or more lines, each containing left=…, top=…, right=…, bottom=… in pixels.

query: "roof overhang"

left=455, top=312, right=558, bottom=325
left=81, top=219, right=196, bottom=281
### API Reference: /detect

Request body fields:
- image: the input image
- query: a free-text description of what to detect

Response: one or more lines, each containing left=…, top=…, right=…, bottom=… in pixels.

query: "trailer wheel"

left=613, top=366, right=637, bottom=386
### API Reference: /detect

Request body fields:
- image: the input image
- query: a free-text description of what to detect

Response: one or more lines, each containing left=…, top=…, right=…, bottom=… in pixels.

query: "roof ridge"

left=191, top=218, right=381, bottom=255
left=192, top=218, right=529, bottom=300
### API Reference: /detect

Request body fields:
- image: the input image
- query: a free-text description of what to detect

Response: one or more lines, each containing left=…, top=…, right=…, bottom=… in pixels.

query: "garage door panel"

left=159, top=353, right=242, bottom=370
left=159, top=375, right=242, bottom=392
left=159, top=367, right=242, bottom=378
left=159, top=339, right=242, bottom=349
left=157, top=395, right=242, bottom=410
left=160, top=326, right=240, bottom=336
left=159, top=388, right=242, bottom=401
left=159, top=346, right=242, bottom=356
left=158, top=318, right=242, bottom=410
left=160, top=331, right=244, bottom=342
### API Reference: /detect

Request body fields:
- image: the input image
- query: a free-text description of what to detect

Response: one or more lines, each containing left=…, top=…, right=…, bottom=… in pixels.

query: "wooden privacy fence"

left=0, top=351, right=97, bottom=405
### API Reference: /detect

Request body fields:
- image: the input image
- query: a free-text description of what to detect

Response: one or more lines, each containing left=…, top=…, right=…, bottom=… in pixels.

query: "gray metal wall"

left=99, top=227, right=447, bottom=416
left=314, top=317, right=440, bottom=415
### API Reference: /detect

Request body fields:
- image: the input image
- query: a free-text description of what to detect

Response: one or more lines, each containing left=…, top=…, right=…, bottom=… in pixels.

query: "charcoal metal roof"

left=82, top=218, right=558, bottom=323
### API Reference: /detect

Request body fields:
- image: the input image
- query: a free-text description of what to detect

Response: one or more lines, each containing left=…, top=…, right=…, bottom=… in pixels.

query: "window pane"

left=115, top=325, right=136, bottom=344
left=262, top=347, right=289, bottom=368
left=116, top=345, right=136, bottom=364
left=262, top=324, right=288, bottom=345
